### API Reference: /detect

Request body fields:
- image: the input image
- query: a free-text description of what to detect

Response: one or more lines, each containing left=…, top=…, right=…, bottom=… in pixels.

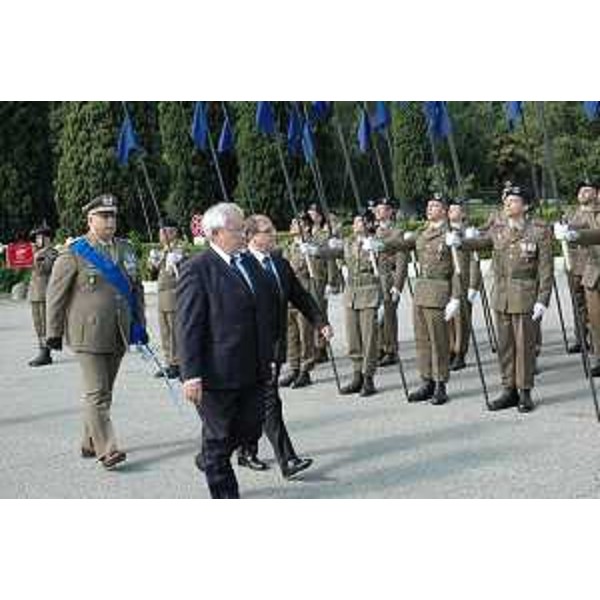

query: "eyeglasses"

left=257, top=228, right=275, bottom=234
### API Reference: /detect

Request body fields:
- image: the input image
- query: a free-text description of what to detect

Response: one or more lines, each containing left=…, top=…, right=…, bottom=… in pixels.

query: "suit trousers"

left=239, top=365, right=298, bottom=468
left=495, top=311, right=536, bottom=390
left=414, top=304, right=450, bottom=383
left=31, top=301, right=47, bottom=346
left=76, top=351, right=123, bottom=459
left=198, top=385, right=264, bottom=499
left=158, top=309, right=177, bottom=365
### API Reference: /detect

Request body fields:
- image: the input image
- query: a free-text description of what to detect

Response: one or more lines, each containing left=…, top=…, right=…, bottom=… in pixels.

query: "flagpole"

left=133, top=171, right=154, bottom=243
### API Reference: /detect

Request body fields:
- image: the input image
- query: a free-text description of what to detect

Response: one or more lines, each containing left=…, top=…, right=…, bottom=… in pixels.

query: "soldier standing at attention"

left=391, top=195, right=461, bottom=405
left=449, top=185, right=554, bottom=413
left=45, top=194, right=146, bottom=469
left=28, top=223, right=58, bottom=367
left=447, top=199, right=482, bottom=372
left=147, top=220, right=186, bottom=379
left=280, top=213, right=318, bottom=389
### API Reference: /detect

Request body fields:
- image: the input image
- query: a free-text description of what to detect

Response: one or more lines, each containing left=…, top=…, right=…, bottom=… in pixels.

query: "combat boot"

left=449, top=354, right=466, bottom=371
left=340, top=372, right=363, bottom=395
left=431, top=382, right=448, bottom=405
left=488, top=387, right=519, bottom=411
left=407, top=379, right=435, bottom=403
left=28, top=347, right=52, bottom=367
left=291, top=371, right=312, bottom=389
left=360, top=375, right=377, bottom=397
left=279, top=369, right=299, bottom=387
left=517, top=389, right=535, bottom=413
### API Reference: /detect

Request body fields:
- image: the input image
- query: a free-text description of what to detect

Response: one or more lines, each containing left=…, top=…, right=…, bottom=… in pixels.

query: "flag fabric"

left=357, top=108, right=371, bottom=153
left=311, top=101, right=331, bottom=121
left=256, top=101, right=276, bottom=135
left=217, top=116, right=234, bottom=153
left=505, top=101, right=524, bottom=130
left=583, top=101, right=600, bottom=121
left=301, top=120, right=316, bottom=164
left=423, top=101, right=452, bottom=140
left=116, top=113, right=141, bottom=166
left=287, top=106, right=303, bottom=155
left=371, top=101, right=391, bottom=133
left=191, top=102, right=209, bottom=151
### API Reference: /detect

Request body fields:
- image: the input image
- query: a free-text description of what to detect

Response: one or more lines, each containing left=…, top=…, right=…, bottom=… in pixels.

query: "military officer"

left=45, top=194, right=146, bottom=469
left=447, top=199, right=482, bottom=371
left=147, top=220, right=186, bottom=379
left=450, top=185, right=554, bottom=412
left=28, top=223, right=58, bottom=367
left=563, top=181, right=599, bottom=354
left=280, top=213, right=318, bottom=388
left=390, top=194, right=461, bottom=405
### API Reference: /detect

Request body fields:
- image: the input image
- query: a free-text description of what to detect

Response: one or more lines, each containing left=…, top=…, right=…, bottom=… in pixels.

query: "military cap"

left=82, top=194, right=118, bottom=215
left=576, top=180, right=597, bottom=194
left=294, top=211, right=314, bottom=228
left=306, top=201, right=323, bottom=215
left=374, top=197, right=394, bottom=208
left=503, top=184, right=531, bottom=203
left=448, top=197, right=466, bottom=207
left=429, top=192, right=449, bottom=207
left=159, top=217, right=179, bottom=230
left=29, top=222, right=52, bottom=238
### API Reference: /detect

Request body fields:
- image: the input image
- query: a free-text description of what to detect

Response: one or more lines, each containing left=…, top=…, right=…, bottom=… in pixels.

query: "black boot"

left=568, top=341, right=582, bottom=354
left=279, top=369, right=299, bottom=387
left=449, top=354, right=466, bottom=372
left=291, top=371, right=312, bottom=389
left=360, top=375, right=377, bottom=397
left=488, top=387, right=519, bottom=411
left=518, top=389, right=535, bottom=413
left=378, top=353, right=398, bottom=367
left=591, top=361, right=600, bottom=378
left=340, top=372, right=363, bottom=395
left=28, top=347, right=52, bottom=367
left=431, top=382, right=448, bottom=405
left=408, top=379, right=435, bottom=403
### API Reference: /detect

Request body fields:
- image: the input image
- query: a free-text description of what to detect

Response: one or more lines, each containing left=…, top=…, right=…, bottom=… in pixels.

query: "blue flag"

left=191, top=102, right=209, bottom=151
left=287, top=106, right=303, bottom=155
left=505, top=101, right=524, bottom=130
left=423, top=101, right=452, bottom=140
left=116, top=113, right=141, bottom=166
left=372, top=101, right=391, bottom=133
left=301, top=120, right=316, bottom=164
left=583, top=101, right=600, bottom=121
left=256, top=101, right=276, bottom=135
left=311, top=101, right=331, bottom=121
left=217, top=116, right=234, bottom=153
left=357, top=108, right=371, bottom=153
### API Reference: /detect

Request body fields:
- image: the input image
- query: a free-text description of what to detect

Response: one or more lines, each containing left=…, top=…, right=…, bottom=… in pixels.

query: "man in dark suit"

left=176, top=203, right=277, bottom=499
left=237, top=214, right=333, bottom=479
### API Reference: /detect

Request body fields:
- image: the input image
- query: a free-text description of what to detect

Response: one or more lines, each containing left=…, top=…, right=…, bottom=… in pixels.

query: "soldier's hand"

left=532, top=302, right=547, bottom=322
left=328, top=237, right=344, bottom=250
left=46, top=337, right=63, bottom=351
left=362, top=238, right=384, bottom=253
left=390, top=286, right=401, bottom=303
left=465, top=227, right=480, bottom=240
left=445, top=231, right=462, bottom=248
left=320, top=325, right=334, bottom=341
left=183, top=379, right=203, bottom=405
left=299, top=242, right=318, bottom=256
left=467, top=288, right=480, bottom=304
left=444, top=298, right=461, bottom=321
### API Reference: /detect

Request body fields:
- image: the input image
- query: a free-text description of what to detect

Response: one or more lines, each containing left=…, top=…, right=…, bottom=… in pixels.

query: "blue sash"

left=70, top=237, right=147, bottom=344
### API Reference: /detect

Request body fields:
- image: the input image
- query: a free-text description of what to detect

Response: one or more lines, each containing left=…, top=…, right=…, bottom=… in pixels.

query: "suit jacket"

left=176, top=247, right=276, bottom=390
left=45, top=234, right=145, bottom=353
left=246, top=250, right=327, bottom=364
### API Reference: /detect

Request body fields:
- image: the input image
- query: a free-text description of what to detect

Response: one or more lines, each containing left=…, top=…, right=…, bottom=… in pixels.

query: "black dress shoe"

left=237, top=454, right=269, bottom=471
left=488, top=387, right=519, bottom=411
left=378, top=353, right=398, bottom=367
left=449, top=355, right=466, bottom=372
left=360, top=375, right=377, bottom=397
left=81, top=446, right=96, bottom=459
left=408, top=379, right=435, bottom=403
left=591, top=363, right=600, bottom=377
left=291, top=371, right=312, bottom=389
left=340, top=372, right=363, bottom=395
left=279, top=370, right=299, bottom=387
left=430, top=382, right=448, bottom=405
left=282, top=457, right=313, bottom=479
left=194, top=452, right=205, bottom=472
left=568, top=342, right=582, bottom=354
left=517, top=389, right=535, bottom=413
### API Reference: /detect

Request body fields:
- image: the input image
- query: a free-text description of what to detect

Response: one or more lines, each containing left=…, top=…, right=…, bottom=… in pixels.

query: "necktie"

left=262, top=256, right=282, bottom=294
left=231, top=254, right=254, bottom=293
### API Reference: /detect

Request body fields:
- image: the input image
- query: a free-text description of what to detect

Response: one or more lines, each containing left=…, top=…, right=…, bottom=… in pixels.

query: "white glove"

left=553, top=222, right=569, bottom=241
left=165, top=250, right=183, bottom=272
left=324, top=284, right=335, bottom=298
left=465, top=227, right=480, bottom=240
left=362, top=238, right=384, bottom=253
left=532, top=302, right=547, bottom=321
left=299, top=242, right=318, bottom=256
left=340, top=265, right=349, bottom=283
left=390, top=286, right=401, bottom=303
left=328, top=237, right=344, bottom=250
left=148, top=248, right=162, bottom=266
left=377, top=304, right=385, bottom=325
left=445, top=231, right=462, bottom=248
left=444, top=298, right=461, bottom=321
left=467, top=288, right=480, bottom=304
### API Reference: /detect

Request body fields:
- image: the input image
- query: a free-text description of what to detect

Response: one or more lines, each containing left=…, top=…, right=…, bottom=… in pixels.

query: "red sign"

left=6, top=242, right=35, bottom=269
left=190, top=213, right=204, bottom=238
